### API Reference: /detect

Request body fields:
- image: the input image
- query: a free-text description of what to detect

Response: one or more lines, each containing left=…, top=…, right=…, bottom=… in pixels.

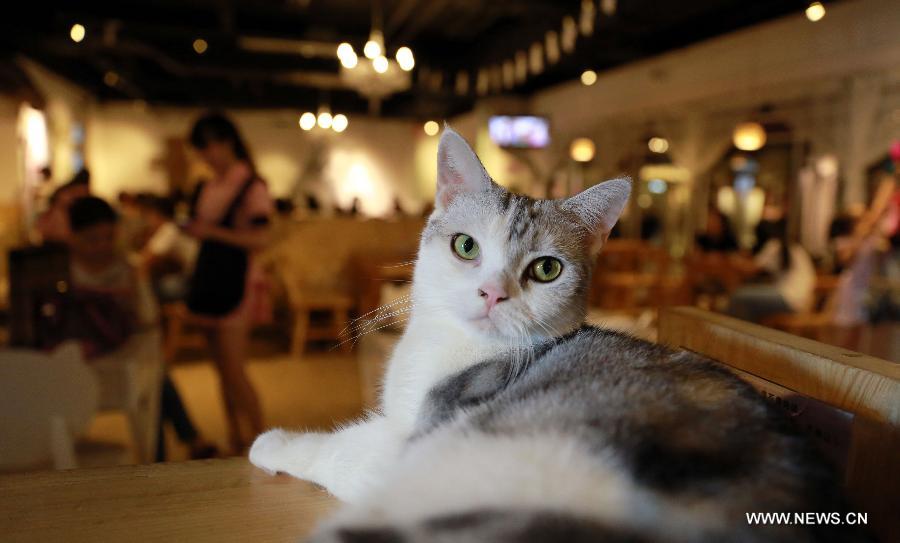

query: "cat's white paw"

left=249, top=428, right=292, bottom=475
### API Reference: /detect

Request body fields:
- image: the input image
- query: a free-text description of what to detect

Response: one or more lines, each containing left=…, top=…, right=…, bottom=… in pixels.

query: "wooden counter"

left=0, top=458, right=338, bottom=542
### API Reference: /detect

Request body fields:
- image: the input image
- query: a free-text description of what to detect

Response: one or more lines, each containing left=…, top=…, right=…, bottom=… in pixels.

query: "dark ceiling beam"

left=384, top=0, right=420, bottom=41
left=391, top=0, right=454, bottom=46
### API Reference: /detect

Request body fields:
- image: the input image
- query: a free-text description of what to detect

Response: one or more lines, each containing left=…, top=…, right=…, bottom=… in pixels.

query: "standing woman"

left=185, top=113, right=272, bottom=453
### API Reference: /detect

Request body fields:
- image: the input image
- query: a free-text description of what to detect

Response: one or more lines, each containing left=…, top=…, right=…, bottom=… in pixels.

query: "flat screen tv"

left=488, top=115, right=550, bottom=149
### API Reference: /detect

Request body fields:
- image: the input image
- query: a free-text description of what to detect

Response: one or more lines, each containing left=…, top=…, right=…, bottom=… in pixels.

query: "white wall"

left=84, top=104, right=427, bottom=215
left=0, top=97, right=20, bottom=204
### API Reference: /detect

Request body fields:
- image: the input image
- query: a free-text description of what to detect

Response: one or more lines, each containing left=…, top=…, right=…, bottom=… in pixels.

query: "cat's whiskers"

left=378, top=260, right=417, bottom=269
left=332, top=317, right=412, bottom=351
left=348, top=309, right=413, bottom=340
left=338, top=295, right=413, bottom=337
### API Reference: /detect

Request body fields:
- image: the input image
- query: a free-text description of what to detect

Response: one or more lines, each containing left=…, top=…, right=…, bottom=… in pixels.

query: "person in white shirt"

left=727, top=225, right=816, bottom=323
left=138, top=196, right=199, bottom=303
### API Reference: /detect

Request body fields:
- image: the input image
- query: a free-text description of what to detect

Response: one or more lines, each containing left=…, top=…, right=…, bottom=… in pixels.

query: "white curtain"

left=840, top=75, right=883, bottom=206
left=665, top=113, right=735, bottom=230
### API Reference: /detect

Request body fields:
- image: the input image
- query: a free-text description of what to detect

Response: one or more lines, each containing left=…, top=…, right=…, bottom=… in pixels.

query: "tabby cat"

left=251, top=127, right=862, bottom=542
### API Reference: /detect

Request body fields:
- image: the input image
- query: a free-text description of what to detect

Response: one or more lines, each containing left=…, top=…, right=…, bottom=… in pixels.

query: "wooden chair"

left=275, top=263, right=353, bottom=357
left=287, top=290, right=354, bottom=357
left=659, top=307, right=899, bottom=543
left=161, top=302, right=209, bottom=364
left=591, top=240, right=687, bottom=309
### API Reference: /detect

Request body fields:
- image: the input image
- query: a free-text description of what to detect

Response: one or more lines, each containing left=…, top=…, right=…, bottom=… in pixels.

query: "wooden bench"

left=0, top=458, right=337, bottom=542
left=660, top=307, right=899, bottom=543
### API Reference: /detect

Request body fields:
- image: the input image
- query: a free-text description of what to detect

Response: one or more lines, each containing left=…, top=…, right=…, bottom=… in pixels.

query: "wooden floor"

left=87, top=344, right=365, bottom=463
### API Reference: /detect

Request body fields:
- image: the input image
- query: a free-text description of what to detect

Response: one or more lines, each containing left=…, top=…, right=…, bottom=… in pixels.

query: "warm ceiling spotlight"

left=396, top=46, right=415, bottom=71
left=193, top=38, right=208, bottom=54
left=732, top=121, right=767, bottom=151
left=332, top=114, right=348, bottom=133
left=372, top=55, right=389, bottom=74
left=423, top=120, right=440, bottom=136
left=299, top=112, right=316, bottom=131
left=317, top=110, right=333, bottom=129
left=70, top=23, right=86, bottom=43
left=648, top=137, right=669, bottom=153
left=570, top=138, right=596, bottom=162
left=580, top=69, right=597, bottom=86
left=103, top=71, right=119, bottom=87
left=805, top=2, right=826, bottom=22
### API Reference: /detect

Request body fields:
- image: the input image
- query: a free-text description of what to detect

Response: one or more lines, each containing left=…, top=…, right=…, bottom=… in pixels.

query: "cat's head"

left=414, top=126, right=630, bottom=341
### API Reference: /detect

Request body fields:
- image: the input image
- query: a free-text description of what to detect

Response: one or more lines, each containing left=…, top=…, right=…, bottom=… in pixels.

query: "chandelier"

left=336, top=5, right=414, bottom=114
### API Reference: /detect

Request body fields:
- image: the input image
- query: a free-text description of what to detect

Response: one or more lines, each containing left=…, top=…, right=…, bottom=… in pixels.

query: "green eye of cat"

left=529, top=257, right=563, bottom=282
left=452, top=234, right=480, bottom=260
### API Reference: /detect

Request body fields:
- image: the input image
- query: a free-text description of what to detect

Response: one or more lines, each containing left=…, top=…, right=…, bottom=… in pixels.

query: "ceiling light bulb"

left=570, top=138, right=595, bottom=162
left=423, top=120, right=440, bottom=136
left=373, top=55, right=389, bottom=73
left=805, top=2, right=826, bottom=22
left=648, top=137, right=669, bottom=153
left=364, top=40, right=382, bottom=59
left=193, top=38, right=208, bottom=54
left=340, top=50, right=358, bottom=69
left=580, top=69, right=597, bottom=86
left=299, top=112, right=316, bottom=130
left=70, top=23, right=86, bottom=43
left=332, top=114, right=348, bottom=133
left=733, top=122, right=766, bottom=151
left=396, top=47, right=415, bottom=71
left=317, top=111, right=333, bottom=129
left=337, top=42, right=354, bottom=59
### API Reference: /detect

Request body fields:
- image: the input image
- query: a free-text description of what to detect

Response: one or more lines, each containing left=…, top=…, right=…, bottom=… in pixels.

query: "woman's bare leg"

left=207, top=325, right=263, bottom=452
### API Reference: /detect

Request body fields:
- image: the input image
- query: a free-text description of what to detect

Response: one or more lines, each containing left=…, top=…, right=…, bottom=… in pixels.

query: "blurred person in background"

left=727, top=220, right=815, bottom=323
left=137, top=195, right=198, bottom=304
left=695, top=207, right=739, bottom=252
left=65, top=196, right=217, bottom=461
left=34, top=169, right=91, bottom=244
left=836, top=158, right=899, bottom=324
left=64, top=196, right=156, bottom=356
left=185, top=112, right=272, bottom=453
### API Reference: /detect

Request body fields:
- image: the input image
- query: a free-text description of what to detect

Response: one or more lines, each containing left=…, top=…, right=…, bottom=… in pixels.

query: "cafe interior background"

left=0, top=0, right=898, bottom=468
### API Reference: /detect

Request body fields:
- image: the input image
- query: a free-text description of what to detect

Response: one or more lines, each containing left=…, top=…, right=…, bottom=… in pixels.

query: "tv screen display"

left=488, top=116, right=550, bottom=149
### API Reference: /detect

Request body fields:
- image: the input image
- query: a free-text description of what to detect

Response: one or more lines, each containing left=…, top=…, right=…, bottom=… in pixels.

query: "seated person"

left=137, top=195, right=198, bottom=303
left=695, top=208, right=738, bottom=252
left=66, top=196, right=157, bottom=357
left=66, top=196, right=216, bottom=460
left=726, top=228, right=815, bottom=323
left=35, top=172, right=91, bottom=245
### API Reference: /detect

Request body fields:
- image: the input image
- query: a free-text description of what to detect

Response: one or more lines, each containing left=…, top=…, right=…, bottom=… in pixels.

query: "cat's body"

left=310, top=327, right=857, bottom=542
left=250, top=127, right=861, bottom=542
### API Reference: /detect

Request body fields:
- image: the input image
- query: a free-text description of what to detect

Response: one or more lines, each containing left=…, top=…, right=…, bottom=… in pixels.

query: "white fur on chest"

left=380, top=315, right=507, bottom=429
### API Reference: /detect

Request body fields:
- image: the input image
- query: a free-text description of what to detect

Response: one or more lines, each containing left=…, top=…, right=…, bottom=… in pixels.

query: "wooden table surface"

left=0, top=458, right=339, bottom=542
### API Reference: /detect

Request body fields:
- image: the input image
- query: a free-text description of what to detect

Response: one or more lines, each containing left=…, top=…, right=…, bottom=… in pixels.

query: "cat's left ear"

left=436, top=125, right=493, bottom=210
left=563, top=177, right=632, bottom=254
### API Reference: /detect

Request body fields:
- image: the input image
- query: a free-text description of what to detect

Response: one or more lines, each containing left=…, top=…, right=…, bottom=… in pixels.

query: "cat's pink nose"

left=478, top=284, right=509, bottom=311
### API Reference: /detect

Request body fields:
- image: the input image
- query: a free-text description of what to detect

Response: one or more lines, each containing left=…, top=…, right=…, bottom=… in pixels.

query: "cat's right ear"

left=436, top=125, right=492, bottom=210
left=564, top=177, right=632, bottom=255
